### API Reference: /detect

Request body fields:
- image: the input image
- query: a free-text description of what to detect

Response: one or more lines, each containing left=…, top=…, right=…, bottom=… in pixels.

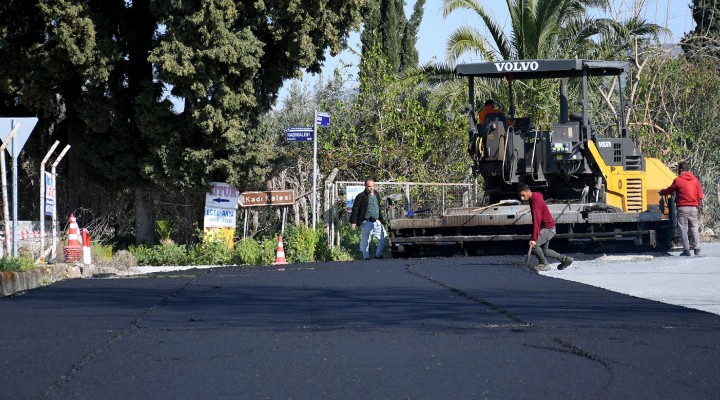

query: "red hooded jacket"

left=659, top=171, right=704, bottom=207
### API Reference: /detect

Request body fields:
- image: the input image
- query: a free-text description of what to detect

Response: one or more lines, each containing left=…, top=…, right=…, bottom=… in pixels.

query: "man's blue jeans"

left=360, top=220, right=386, bottom=259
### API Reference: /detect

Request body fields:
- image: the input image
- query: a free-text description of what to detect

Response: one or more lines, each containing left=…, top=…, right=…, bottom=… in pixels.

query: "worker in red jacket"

left=517, top=183, right=573, bottom=271
left=478, top=99, right=504, bottom=124
left=660, top=162, right=704, bottom=256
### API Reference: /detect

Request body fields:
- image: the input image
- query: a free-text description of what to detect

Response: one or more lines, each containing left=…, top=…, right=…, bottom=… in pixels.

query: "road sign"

left=316, top=112, right=330, bottom=127
left=205, top=182, right=239, bottom=209
left=0, top=117, right=38, bottom=158
left=203, top=207, right=237, bottom=229
left=239, top=190, right=295, bottom=207
left=285, top=127, right=314, bottom=142
left=44, top=171, right=55, bottom=216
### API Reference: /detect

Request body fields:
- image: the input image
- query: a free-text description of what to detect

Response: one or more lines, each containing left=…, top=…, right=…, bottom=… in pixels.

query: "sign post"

left=39, top=141, right=59, bottom=260
left=204, top=182, right=240, bottom=248
left=50, top=145, right=71, bottom=261
left=240, top=190, right=295, bottom=237
left=312, top=111, right=330, bottom=229
left=1, top=118, right=38, bottom=256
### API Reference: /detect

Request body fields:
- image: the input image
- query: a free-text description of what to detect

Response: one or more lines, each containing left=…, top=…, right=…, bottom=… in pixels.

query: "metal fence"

left=329, top=181, right=477, bottom=246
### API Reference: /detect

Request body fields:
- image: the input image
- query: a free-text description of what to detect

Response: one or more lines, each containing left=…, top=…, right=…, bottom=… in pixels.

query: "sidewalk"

left=542, top=241, right=720, bottom=315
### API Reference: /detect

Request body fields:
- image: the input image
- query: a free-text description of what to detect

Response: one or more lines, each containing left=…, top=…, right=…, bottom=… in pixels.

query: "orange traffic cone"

left=64, top=214, right=82, bottom=262
left=82, top=228, right=92, bottom=265
left=272, top=235, right=287, bottom=267
left=67, top=215, right=81, bottom=247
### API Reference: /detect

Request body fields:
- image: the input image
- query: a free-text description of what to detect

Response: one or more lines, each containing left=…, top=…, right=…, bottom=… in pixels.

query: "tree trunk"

left=252, top=209, right=259, bottom=233
left=182, top=192, right=198, bottom=244
left=293, top=202, right=300, bottom=226
left=134, top=186, right=154, bottom=244
left=60, top=77, right=86, bottom=212
left=302, top=197, right=309, bottom=227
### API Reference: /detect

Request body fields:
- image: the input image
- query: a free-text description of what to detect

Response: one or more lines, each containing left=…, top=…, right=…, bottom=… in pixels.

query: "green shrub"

left=0, top=256, right=35, bottom=272
left=91, top=243, right=113, bottom=262
left=188, top=238, right=233, bottom=265
left=338, top=224, right=361, bottom=259
left=125, top=223, right=379, bottom=267
left=259, top=236, right=279, bottom=265
left=314, top=234, right=332, bottom=261
left=329, top=247, right=354, bottom=261
left=283, top=224, right=366, bottom=262
left=233, top=238, right=262, bottom=265
left=284, top=225, right=321, bottom=263
left=155, top=220, right=175, bottom=244
left=129, top=243, right=188, bottom=266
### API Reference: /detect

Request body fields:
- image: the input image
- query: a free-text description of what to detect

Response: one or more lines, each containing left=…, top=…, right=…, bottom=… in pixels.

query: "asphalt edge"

left=1, top=264, right=97, bottom=297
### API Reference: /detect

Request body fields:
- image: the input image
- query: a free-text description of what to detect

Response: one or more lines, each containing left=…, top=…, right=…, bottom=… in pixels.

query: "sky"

left=278, top=0, right=695, bottom=102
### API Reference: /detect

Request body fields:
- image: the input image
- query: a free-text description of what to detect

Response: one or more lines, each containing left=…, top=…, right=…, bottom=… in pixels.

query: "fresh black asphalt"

left=1, top=256, right=719, bottom=399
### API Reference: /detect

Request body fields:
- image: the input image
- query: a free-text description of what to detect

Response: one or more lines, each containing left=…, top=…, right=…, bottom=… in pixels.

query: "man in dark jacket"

left=660, top=162, right=704, bottom=256
left=349, top=179, right=386, bottom=260
left=518, top=183, right=573, bottom=271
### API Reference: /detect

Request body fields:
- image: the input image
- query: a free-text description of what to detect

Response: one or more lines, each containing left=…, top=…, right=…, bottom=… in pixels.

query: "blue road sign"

left=316, top=112, right=330, bottom=127
left=285, top=127, right=314, bottom=142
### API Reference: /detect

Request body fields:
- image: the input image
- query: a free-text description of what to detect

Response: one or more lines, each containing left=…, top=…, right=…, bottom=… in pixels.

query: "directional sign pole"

left=11, top=131, right=18, bottom=256
left=310, top=111, right=330, bottom=230
left=40, top=140, right=60, bottom=261
left=1, top=117, right=38, bottom=256
left=0, top=124, right=19, bottom=257
left=312, top=110, right=318, bottom=229
left=50, top=145, right=71, bottom=261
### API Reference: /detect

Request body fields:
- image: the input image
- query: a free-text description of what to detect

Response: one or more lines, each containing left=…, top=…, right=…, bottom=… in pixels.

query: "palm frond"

left=446, top=26, right=497, bottom=64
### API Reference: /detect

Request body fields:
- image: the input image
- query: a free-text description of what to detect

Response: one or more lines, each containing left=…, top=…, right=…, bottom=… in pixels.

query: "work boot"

left=558, top=256, right=574, bottom=270
left=679, top=250, right=692, bottom=256
left=694, top=248, right=701, bottom=256
left=534, top=263, right=550, bottom=272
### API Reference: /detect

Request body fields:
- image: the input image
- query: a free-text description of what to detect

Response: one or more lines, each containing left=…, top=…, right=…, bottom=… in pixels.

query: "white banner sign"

left=205, top=182, right=239, bottom=209
left=346, top=186, right=364, bottom=213
left=203, top=207, right=237, bottom=229
left=44, top=171, right=55, bottom=216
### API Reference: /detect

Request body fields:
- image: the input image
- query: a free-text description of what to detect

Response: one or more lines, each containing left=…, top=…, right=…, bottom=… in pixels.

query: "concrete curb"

left=1, top=264, right=97, bottom=297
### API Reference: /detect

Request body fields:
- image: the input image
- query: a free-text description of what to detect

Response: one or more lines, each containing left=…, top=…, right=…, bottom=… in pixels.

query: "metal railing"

left=329, top=181, right=477, bottom=246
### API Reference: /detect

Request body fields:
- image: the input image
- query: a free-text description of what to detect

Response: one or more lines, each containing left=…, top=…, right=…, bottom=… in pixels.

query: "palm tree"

left=442, top=0, right=618, bottom=63
left=431, top=0, right=666, bottom=124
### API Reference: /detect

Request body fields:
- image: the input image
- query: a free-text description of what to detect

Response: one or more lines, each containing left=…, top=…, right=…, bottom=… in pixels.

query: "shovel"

left=525, top=242, right=533, bottom=266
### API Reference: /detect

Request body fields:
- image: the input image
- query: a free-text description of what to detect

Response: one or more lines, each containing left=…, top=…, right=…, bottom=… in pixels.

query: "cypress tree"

left=0, top=0, right=363, bottom=243
left=401, top=0, right=425, bottom=71
left=359, top=0, right=425, bottom=82
left=683, top=0, right=720, bottom=62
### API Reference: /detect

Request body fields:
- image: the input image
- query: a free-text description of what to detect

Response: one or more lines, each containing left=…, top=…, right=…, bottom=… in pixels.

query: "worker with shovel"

left=517, top=183, right=573, bottom=272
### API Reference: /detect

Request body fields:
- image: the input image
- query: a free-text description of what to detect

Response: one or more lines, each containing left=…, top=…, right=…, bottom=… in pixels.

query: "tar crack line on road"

left=552, top=338, right=612, bottom=371
left=404, top=263, right=532, bottom=327
left=404, top=262, right=613, bottom=372
left=41, top=272, right=205, bottom=398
